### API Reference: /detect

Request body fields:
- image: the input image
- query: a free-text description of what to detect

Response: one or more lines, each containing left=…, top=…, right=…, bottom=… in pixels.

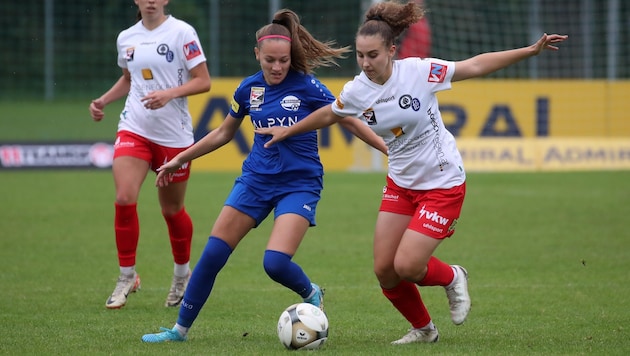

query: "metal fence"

left=1, top=0, right=627, bottom=100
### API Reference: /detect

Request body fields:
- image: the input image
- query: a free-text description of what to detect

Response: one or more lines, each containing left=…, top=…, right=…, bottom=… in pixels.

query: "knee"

left=263, top=250, right=291, bottom=281
left=161, top=205, right=184, bottom=217
left=161, top=201, right=186, bottom=216
left=393, top=259, right=427, bottom=282
left=374, top=262, right=398, bottom=286
left=115, top=194, right=136, bottom=206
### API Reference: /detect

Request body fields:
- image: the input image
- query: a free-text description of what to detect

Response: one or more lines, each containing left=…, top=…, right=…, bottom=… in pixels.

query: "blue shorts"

left=224, top=177, right=321, bottom=227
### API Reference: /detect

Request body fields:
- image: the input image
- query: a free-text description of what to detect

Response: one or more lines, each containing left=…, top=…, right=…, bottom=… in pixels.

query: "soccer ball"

left=277, top=303, right=329, bottom=350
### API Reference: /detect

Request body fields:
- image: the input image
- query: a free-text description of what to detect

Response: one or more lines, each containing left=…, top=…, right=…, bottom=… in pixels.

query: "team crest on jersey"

left=399, top=95, right=412, bottom=109
left=362, top=108, right=377, bottom=125
left=157, top=44, right=169, bottom=55
left=280, top=95, right=301, bottom=112
left=428, top=63, right=447, bottom=83
left=399, top=94, right=422, bottom=111
left=157, top=44, right=174, bottom=62
left=183, top=41, right=201, bottom=60
left=125, top=47, right=135, bottom=62
left=249, top=87, right=265, bottom=110
left=411, top=98, right=421, bottom=111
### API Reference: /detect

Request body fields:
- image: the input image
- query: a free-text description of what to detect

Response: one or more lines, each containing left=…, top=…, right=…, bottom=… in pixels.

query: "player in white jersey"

left=88, top=0, right=211, bottom=310
left=256, top=1, right=567, bottom=345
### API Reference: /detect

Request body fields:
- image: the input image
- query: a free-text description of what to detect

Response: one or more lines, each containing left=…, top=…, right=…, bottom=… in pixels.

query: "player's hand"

left=89, top=98, right=106, bottom=121
left=254, top=127, right=290, bottom=148
left=532, top=33, right=568, bottom=54
left=141, top=90, right=173, bottom=110
left=155, top=158, right=183, bottom=187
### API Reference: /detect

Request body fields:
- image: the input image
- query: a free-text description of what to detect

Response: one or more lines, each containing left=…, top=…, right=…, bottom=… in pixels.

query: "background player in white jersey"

left=255, top=0, right=567, bottom=345
left=88, top=0, right=211, bottom=309
left=141, top=8, right=387, bottom=343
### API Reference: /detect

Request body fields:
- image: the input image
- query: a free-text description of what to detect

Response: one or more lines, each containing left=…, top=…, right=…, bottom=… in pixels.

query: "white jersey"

left=116, top=16, right=206, bottom=147
left=332, top=58, right=465, bottom=190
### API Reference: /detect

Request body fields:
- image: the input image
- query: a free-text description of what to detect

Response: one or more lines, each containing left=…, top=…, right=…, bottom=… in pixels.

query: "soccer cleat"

left=303, top=283, right=325, bottom=312
left=165, top=270, right=191, bottom=307
left=141, top=327, right=187, bottom=343
left=391, top=327, right=439, bottom=345
left=444, top=265, right=471, bottom=325
left=105, top=272, right=141, bottom=309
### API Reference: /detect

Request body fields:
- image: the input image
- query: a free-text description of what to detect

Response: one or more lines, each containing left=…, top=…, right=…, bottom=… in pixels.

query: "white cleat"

left=391, top=327, right=439, bottom=345
left=105, top=272, right=141, bottom=309
left=165, top=270, right=191, bottom=307
left=445, top=265, right=471, bottom=325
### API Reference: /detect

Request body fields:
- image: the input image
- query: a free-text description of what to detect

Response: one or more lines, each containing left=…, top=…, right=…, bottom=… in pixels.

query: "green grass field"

left=1, top=99, right=629, bottom=354
left=0, top=99, right=123, bottom=142
left=1, top=170, right=629, bottom=355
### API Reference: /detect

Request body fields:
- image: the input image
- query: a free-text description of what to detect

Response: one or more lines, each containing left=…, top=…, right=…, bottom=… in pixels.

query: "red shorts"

left=113, top=130, right=192, bottom=183
left=379, top=176, right=466, bottom=239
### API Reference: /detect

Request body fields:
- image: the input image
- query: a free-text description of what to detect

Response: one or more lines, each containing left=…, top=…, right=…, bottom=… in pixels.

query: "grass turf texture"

left=1, top=170, right=629, bottom=355
left=0, top=99, right=122, bottom=142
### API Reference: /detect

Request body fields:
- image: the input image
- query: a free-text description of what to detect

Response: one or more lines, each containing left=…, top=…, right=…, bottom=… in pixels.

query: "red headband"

left=257, top=35, right=291, bottom=43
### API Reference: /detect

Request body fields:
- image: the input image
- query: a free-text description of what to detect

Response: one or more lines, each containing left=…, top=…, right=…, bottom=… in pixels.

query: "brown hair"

left=358, top=1, right=426, bottom=47
left=256, top=9, right=351, bottom=74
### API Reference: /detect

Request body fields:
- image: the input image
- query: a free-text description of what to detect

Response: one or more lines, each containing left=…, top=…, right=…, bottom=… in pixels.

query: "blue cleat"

left=141, top=327, right=186, bottom=343
left=303, top=283, right=325, bottom=312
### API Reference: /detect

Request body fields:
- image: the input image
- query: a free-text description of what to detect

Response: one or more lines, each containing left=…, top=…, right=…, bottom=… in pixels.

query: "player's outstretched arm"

left=338, top=117, right=388, bottom=155
left=453, top=33, right=568, bottom=82
left=155, top=115, right=242, bottom=187
left=155, top=156, right=186, bottom=187
left=255, top=104, right=343, bottom=148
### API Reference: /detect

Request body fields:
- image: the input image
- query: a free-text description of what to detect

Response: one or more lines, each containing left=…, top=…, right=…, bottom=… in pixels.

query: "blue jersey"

left=230, top=70, right=334, bottom=186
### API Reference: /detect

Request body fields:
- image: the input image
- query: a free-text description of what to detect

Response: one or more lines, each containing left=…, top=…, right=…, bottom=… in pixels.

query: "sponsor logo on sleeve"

left=230, top=98, right=240, bottom=113
left=183, top=41, right=201, bottom=60
left=334, top=97, right=344, bottom=109
left=428, top=63, right=447, bottom=83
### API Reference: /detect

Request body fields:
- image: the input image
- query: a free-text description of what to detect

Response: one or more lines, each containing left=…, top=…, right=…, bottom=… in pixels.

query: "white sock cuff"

left=174, top=262, right=190, bottom=277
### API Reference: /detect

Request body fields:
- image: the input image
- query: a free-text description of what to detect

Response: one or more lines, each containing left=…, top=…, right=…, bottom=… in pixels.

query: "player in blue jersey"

left=141, top=8, right=387, bottom=343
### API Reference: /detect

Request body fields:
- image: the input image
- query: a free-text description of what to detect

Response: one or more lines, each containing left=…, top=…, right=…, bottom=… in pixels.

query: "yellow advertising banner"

left=187, top=79, right=630, bottom=172
left=457, top=138, right=630, bottom=172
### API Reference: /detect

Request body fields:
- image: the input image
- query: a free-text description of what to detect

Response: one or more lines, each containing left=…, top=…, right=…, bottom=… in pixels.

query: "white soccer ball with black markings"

left=277, top=302, right=329, bottom=350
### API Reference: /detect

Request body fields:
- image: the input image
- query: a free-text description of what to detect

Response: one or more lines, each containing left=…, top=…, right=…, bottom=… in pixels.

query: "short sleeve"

left=180, top=26, right=206, bottom=70
left=229, top=82, right=248, bottom=119
left=331, top=79, right=362, bottom=118
left=416, top=58, right=454, bottom=93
